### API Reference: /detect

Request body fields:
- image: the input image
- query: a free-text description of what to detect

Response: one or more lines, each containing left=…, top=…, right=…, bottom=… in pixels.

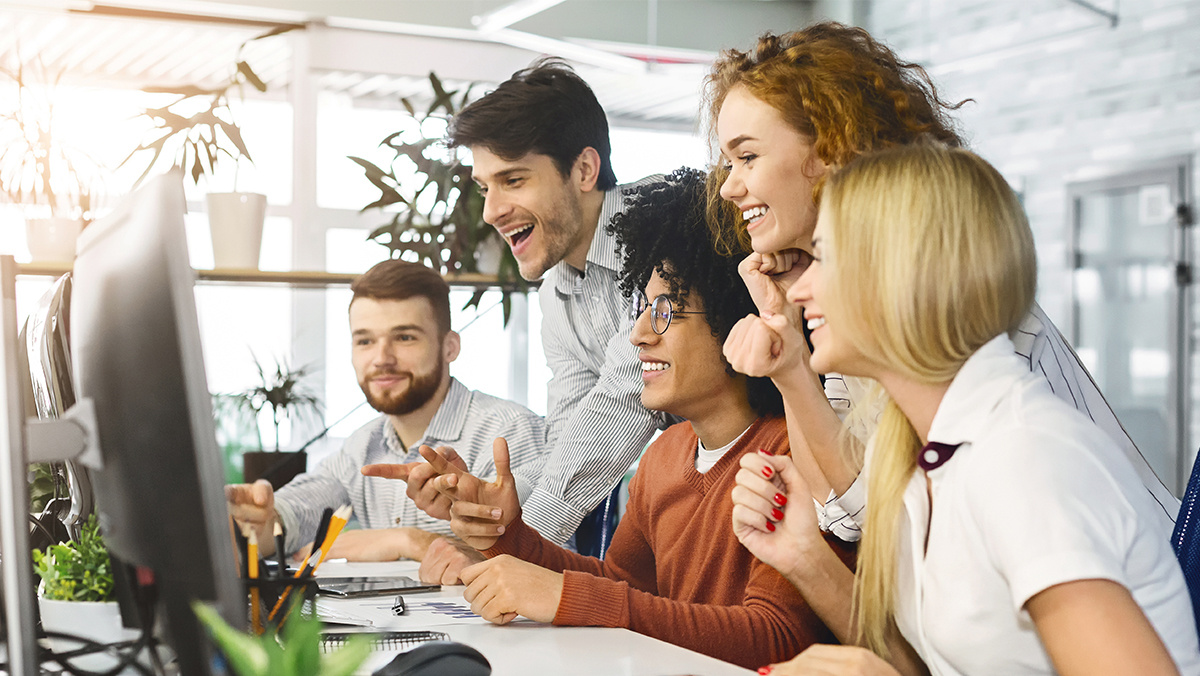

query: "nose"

left=719, top=164, right=744, bottom=203
left=787, top=263, right=815, bottom=307
left=629, top=302, right=659, bottom=348
left=481, top=189, right=512, bottom=226
left=371, top=338, right=398, bottom=367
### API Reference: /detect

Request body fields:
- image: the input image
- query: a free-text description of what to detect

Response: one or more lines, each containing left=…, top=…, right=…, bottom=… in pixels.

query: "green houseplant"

left=121, top=26, right=295, bottom=269
left=224, top=354, right=322, bottom=489
left=193, top=601, right=370, bottom=676
left=0, top=56, right=104, bottom=263
left=350, top=72, right=527, bottom=322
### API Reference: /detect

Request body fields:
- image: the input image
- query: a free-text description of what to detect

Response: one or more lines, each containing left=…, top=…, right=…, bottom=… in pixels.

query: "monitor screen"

left=70, top=170, right=243, bottom=674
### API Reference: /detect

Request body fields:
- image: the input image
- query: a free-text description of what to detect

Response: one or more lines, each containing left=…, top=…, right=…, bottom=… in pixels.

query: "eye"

left=354, top=337, right=372, bottom=347
left=505, top=176, right=525, bottom=188
left=739, top=153, right=758, bottom=165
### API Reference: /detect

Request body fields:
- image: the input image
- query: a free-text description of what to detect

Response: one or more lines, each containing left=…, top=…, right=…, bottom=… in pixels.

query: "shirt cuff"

left=816, top=477, right=866, bottom=542
left=519, top=488, right=590, bottom=547
left=553, top=570, right=629, bottom=628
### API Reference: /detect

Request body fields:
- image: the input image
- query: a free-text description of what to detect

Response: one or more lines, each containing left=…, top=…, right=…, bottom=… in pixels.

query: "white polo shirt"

left=890, top=334, right=1200, bottom=676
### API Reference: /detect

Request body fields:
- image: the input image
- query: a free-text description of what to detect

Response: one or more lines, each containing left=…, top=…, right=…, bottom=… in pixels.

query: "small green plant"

left=193, top=601, right=370, bottom=676
left=32, top=515, right=114, bottom=602
left=225, top=354, right=322, bottom=452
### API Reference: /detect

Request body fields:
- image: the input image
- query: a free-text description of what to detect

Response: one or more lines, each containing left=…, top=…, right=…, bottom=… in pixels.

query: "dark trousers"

left=573, top=483, right=622, bottom=559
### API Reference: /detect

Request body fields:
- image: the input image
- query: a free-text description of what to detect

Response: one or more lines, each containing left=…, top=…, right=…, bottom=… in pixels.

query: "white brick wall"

left=868, top=0, right=1200, bottom=486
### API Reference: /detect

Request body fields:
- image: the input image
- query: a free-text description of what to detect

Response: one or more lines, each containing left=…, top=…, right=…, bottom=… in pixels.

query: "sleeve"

left=815, top=479, right=865, bottom=542
left=520, top=289, right=659, bottom=545
left=968, top=428, right=1137, bottom=612
left=273, top=445, right=357, bottom=554
left=467, top=411, right=548, bottom=504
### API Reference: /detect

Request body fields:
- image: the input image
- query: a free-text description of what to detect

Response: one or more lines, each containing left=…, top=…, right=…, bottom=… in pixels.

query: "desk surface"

left=317, top=560, right=755, bottom=676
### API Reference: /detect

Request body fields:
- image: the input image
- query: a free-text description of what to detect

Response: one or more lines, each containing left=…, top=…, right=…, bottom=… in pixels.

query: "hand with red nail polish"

left=757, top=644, right=903, bottom=676
left=730, top=449, right=824, bottom=582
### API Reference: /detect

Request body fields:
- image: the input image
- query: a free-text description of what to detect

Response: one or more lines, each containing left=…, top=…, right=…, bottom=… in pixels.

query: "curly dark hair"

left=608, top=167, right=783, bottom=417
left=703, top=22, right=967, bottom=254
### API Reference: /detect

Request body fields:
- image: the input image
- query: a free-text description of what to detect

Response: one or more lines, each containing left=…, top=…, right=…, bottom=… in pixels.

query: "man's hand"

left=460, top=554, right=563, bottom=624
left=225, top=479, right=277, bottom=554
left=361, top=445, right=469, bottom=521
left=763, top=645, right=903, bottom=676
left=441, top=438, right=522, bottom=551
left=418, top=537, right=487, bottom=586
left=292, top=528, right=411, bottom=563
left=730, top=451, right=824, bottom=583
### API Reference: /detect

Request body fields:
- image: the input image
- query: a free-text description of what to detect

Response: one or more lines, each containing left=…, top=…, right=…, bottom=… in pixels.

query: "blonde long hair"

left=819, top=144, right=1037, bottom=655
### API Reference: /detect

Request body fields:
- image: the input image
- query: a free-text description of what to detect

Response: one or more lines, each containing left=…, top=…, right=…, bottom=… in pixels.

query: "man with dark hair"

left=226, top=259, right=546, bottom=561
left=385, top=58, right=663, bottom=558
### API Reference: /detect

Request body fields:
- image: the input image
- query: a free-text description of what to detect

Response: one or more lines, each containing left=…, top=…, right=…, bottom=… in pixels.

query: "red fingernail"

left=758, top=667, right=774, bottom=675
left=758, top=448, right=772, bottom=456
left=773, top=493, right=787, bottom=506
left=765, top=521, right=776, bottom=533
left=761, top=466, right=773, bottom=478
left=771, top=508, right=784, bottom=521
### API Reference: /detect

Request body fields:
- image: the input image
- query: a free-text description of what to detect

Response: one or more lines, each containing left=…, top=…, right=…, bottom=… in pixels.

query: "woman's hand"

left=731, top=450, right=825, bottom=582
left=723, top=311, right=810, bottom=380
left=739, top=250, right=808, bottom=322
left=760, top=645, right=903, bottom=676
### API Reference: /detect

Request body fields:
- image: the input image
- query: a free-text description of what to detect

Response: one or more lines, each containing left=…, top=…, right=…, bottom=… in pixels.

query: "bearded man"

left=225, top=260, right=545, bottom=561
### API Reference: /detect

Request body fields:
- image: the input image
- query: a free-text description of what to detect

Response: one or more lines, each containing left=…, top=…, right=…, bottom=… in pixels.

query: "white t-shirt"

left=891, top=334, right=1200, bottom=675
left=695, top=426, right=749, bottom=474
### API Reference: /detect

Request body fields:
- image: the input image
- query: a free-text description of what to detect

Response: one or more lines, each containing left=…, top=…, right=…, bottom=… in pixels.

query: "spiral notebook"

left=320, top=630, right=449, bottom=653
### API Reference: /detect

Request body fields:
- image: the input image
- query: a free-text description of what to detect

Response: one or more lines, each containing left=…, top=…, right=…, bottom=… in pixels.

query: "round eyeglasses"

left=629, top=290, right=704, bottom=335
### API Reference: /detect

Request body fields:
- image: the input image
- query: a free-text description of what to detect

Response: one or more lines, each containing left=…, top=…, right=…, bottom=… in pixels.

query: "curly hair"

left=703, top=22, right=967, bottom=254
left=608, top=167, right=783, bottom=417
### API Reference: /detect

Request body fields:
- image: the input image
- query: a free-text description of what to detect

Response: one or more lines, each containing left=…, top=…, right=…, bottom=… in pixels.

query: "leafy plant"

left=231, top=354, right=322, bottom=452
left=120, top=26, right=295, bottom=188
left=193, top=601, right=370, bottom=676
left=32, top=515, right=114, bottom=602
left=0, top=56, right=102, bottom=221
left=350, top=71, right=527, bottom=322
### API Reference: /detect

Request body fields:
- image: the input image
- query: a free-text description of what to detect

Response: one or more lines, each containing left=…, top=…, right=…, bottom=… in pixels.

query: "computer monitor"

left=70, top=169, right=243, bottom=674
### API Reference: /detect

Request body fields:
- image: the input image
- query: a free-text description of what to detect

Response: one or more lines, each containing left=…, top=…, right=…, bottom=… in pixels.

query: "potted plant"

left=0, top=56, right=104, bottom=264
left=227, top=354, right=322, bottom=489
left=121, top=26, right=295, bottom=270
left=193, top=601, right=370, bottom=676
left=32, top=515, right=133, bottom=671
left=350, top=72, right=528, bottom=323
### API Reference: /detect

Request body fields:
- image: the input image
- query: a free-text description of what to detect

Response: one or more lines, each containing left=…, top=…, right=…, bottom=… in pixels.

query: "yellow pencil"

left=246, top=528, right=262, bottom=635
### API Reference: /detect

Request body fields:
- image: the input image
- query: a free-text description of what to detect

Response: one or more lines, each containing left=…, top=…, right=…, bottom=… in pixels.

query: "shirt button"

left=395, top=518, right=401, bottom=525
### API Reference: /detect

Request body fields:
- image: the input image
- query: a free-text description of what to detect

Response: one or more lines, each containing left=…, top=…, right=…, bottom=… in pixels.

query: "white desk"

left=316, top=560, right=755, bottom=676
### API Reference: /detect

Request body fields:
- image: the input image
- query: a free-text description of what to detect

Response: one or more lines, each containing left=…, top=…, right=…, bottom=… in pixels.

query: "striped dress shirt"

left=520, top=176, right=666, bottom=546
left=272, top=378, right=546, bottom=554
left=819, top=301, right=1180, bottom=542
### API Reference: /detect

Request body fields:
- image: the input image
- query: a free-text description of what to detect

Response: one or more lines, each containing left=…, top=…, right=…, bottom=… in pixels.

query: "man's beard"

left=359, top=353, right=445, bottom=416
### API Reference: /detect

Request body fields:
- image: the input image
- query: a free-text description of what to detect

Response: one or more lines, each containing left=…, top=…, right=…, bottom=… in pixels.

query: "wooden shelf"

left=16, top=264, right=533, bottom=291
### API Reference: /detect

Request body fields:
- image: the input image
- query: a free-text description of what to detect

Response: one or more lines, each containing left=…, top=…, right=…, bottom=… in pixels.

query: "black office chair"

left=1172, top=449, right=1200, bottom=636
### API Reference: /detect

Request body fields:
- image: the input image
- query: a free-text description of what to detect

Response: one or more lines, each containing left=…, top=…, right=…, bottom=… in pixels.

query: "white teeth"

left=742, top=206, right=767, bottom=222
left=807, top=317, right=826, bottom=330
left=641, top=361, right=669, bottom=372
left=504, top=224, right=533, bottom=241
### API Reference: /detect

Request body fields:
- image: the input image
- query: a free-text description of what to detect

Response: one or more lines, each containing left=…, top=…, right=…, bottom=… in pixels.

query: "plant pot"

left=206, top=192, right=267, bottom=269
left=38, top=595, right=137, bottom=671
left=25, top=217, right=83, bottom=264
left=242, top=450, right=307, bottom=490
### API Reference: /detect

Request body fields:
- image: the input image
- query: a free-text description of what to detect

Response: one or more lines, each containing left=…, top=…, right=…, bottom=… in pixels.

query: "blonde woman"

left=731, top=144, right=1200, bottom=675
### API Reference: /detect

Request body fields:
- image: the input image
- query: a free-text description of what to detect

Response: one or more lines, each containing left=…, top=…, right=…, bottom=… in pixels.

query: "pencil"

left=273, top=521, right=286, bottom=578
left=265, top=505, right=336, bottom=623
left=272, top=505, right=353, bottom=627
left=246, top=529, right=262, bottom=635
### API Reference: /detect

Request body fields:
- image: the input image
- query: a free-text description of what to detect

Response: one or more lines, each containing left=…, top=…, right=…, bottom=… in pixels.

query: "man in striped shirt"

left=382, top=60, right=665, bottom=575
left=225, top=260, right=546, bottom=561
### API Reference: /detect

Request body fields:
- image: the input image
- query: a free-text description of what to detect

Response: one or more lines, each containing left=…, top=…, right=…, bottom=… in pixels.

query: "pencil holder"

left=244, top=577, right=318, bottom=635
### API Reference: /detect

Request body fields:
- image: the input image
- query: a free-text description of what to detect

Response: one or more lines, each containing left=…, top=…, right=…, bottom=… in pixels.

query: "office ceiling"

left=0, top=1, right=861, bottom=130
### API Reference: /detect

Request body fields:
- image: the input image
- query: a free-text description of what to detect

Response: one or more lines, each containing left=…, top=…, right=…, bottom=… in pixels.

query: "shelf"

left=16, top=264, right=534, bottom=291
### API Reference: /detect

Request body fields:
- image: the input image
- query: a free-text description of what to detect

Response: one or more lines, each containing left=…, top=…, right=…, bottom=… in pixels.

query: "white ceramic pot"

left=206, top=192, right=267, bottom=269
left=38, top=595, right=138, bottom=671
left=25, top=217, right=83, bottom=264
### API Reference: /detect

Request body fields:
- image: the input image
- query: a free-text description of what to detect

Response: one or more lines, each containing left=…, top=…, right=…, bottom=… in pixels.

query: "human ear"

left=573, top=147, right=602, bottom=192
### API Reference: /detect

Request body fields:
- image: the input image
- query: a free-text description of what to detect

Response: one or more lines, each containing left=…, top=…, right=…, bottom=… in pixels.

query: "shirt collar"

left=421, top=377, right=470, bottom=443
left=925, top=332, right=1026, bottom=452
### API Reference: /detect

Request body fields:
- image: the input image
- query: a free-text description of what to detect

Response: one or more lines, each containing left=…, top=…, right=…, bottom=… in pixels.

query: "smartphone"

left=316, top=576, right=441, bottom=598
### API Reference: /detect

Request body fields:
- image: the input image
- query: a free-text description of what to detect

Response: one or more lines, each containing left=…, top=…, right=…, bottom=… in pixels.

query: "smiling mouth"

left=641, top=361, right=670, bottom=372
left=806, top=317, right=826, bottom=330
left=742, top=206, right=768, bottom=226
left=504, top=224, right=534, bottom=248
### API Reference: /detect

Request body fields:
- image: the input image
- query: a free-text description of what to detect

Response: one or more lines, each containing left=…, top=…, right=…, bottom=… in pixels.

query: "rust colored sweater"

left=485, top=416, right=856, bottom=669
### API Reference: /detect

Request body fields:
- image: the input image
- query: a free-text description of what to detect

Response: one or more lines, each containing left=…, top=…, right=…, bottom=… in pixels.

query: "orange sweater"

left=486, top=416, right=855, bottom=669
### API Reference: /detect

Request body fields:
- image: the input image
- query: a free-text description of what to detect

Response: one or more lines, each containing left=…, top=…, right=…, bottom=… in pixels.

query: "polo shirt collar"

left=924, top=332, right=1025, bottom=457
left=551, top=187, right=624, bottom=295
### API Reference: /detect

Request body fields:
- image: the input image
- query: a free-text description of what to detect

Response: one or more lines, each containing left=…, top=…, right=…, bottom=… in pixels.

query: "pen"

left=273, top=521, right=286, bottom=579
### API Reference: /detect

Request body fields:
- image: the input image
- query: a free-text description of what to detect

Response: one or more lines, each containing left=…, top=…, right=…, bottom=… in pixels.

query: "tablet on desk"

left=317, top=576, right=440, bottom=597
